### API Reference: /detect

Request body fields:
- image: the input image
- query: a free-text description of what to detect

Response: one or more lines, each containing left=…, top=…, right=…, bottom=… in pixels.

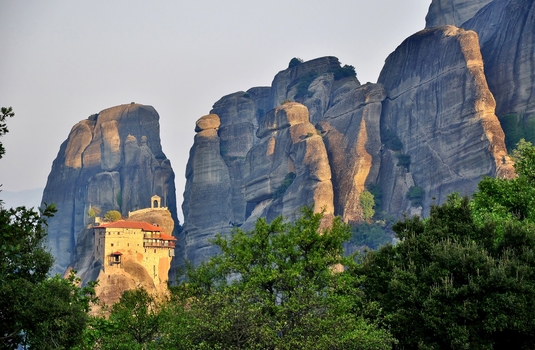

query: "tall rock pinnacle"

left=42, top=103, right=178, bottom=275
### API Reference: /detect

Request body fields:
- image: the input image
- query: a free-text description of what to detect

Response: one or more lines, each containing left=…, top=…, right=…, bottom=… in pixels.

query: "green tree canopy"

left=104, top=210, right=122, bottom=222
left=356, top=194, right=535, bottom=349
left=169, top=207, right=395, bottom=349
left=0, top=107, right=96, bottom=349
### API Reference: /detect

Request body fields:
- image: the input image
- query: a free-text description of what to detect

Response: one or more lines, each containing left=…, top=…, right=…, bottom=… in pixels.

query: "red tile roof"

left=111, top=251, right=123, bottom=255
left=94, top=220, right=163, bottom=232
left=160, top=233, right=177, bottom=241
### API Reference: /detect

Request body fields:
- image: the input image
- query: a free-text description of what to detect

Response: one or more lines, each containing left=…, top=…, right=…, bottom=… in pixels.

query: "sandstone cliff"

left=42, top=103, right=178, bottom=276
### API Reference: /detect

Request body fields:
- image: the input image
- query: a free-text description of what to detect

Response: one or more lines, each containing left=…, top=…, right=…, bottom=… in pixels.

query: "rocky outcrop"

left=425, top=0, right=493, bottom=28
left=426, top=0, right=535, bottom=148
left=463, top=0, right=535, bottom=121
left=179, top=12, right=533, bottom=265
left=269, top=56, right=360, bottom=124
left=242, top=102, right=334, bottom=227
left=317, top=83, right=385, bottom=222
left=42, top=103, right=178, bottom=276
left=378, top=26, right=513, bottom=214
left=179, top=113, right=233, bottom=267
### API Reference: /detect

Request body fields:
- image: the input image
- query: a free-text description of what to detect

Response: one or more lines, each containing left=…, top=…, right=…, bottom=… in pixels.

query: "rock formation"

left=425, top=0, right=493, bottom=28
left=241, top=102, right=334, bottom=227
left=42, top=103, right=178, bottom=276
left=317, top=83, right=385, bottom=222
left=463, top=0, right=535, bottom=126
left=378, top=26, right=513, bottom=213
left=179, top=20, right=522, bottom=265
left=426, top=0, right=535, bottom=148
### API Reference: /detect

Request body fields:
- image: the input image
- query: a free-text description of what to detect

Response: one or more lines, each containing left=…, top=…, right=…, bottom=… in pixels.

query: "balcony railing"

left=143, top=239, right=175, bottom=248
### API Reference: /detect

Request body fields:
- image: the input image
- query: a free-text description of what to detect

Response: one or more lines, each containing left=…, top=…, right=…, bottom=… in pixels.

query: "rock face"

left=180, top=1, right=532, bottom=268
left=463, top=0, right=535, bottom=120
left=317, top=83, right=385, bottom=222
left=426, top=0, right=535, bottom=147
left=378, top=26, right=513, bottom=213
left=425, top=0, right=494, bottom=28
left=42, top=103, right=178, bottom=276
left=179, top=41, right=517, bottom=267
left=242, top=102, right=334, bottom=227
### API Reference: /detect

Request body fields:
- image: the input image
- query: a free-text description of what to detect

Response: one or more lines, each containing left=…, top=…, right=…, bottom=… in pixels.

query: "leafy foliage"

left=350, top=222, right=392, bottom=250
left=0, top=107, right=14, bottom=159
left=333, top=64, right=356, bottom=80
left=367, top=183, right=382, bottom=210
left=396, top=154, right=410, bottom=169
left=170, top=207, right=395, bottom=349
left=472, top=139, right=535, bottom=233
left=294, top=71, right=319, bottom=100
left=359, top=190, right=375, bottom=221
left=407, top=185, right=424, bottom=207
left=0, top=109, right=97, bottom=349
left=382, top=129, right=403, bottom=151
left=104, top=210, right=122, bottom=222
left=79, top=288, right=162, bottom=349
left=87, top=205, right=101, bottom=218
left=356, top=194, right=535, bottom=349
left=499, top=113, right=535, bottom=151
left=0, top=203, right=97, bottom=349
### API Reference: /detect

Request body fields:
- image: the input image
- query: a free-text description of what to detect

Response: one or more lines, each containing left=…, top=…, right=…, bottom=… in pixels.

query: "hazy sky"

left=0, top=0, right=430, bottom=219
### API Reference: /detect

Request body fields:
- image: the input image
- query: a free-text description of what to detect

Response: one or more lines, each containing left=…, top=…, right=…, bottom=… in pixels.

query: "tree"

left=170, top=207, right=395, bottom=349
left=360, top=189, right=375, bottom=222
left=357, top=193, right=535, bottom=349
left=0, top=107, right=96, bottom=349
left=79, top=288, right=162, bottom=349
left=0, top=107, right=14, bottom=159
left=472, top=139, right=535, bottom=232
left=104, top=210, right=122, bottom=222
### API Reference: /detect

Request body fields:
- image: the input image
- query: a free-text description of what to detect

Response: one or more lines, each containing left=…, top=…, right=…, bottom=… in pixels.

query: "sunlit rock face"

left=378, top=26, right=513, bottom=215
left=426, top=0, right=535, bottom=146
left=177, top=31, right=522, bottom=269
left=241, top=102, right=334, bottom=228
left=317, top=83, right=385, bottom=223
left=463, top=0, right=535, bottom=120
left=42, top=104, right=177, bottom=276
left=425, top=0, right=494, bottom=28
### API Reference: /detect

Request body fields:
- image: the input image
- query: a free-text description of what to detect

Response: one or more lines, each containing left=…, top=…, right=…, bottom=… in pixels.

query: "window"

left=111, top=243, right=114, bottom=247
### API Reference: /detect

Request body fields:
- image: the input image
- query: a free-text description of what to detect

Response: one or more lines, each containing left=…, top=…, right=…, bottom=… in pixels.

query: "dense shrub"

left=407, top=185, right=424, bottom=207
left=499, top=113, right=535, bottom=151
left=333, top=64, right=356, bottom=80
left=396, top=154, right=411, bottom=169
left=288, top=57, right=303, bottom=68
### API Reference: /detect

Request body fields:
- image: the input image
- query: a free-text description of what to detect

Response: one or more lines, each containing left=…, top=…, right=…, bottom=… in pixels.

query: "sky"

left=0, top=0, right=431, bottom=220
